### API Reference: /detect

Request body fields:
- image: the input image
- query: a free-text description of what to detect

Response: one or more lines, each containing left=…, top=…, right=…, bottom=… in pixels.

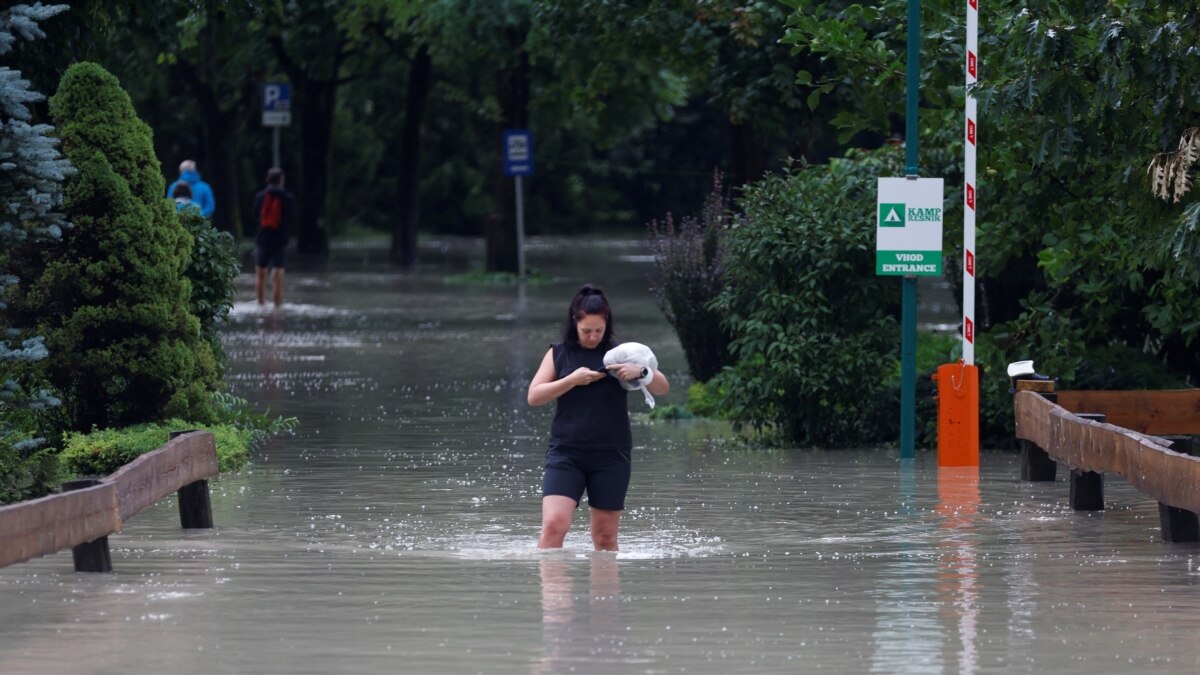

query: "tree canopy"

left=4, top=1, right=852, bottom=271
left=777, top=0, right=1200, bottom=442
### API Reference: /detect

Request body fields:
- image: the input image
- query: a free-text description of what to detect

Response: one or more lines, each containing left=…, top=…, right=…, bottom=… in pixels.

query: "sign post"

left=262, top=82, right=292, bottom=168
left=895, top=0, right=923, bottom=461
left=503, top=129, right=533, bottom=280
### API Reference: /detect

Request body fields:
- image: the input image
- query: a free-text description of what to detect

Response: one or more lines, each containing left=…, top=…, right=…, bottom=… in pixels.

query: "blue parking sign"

left=262, top=83, right=291, bottom=127
left=503, top=129, right=533, bottom=177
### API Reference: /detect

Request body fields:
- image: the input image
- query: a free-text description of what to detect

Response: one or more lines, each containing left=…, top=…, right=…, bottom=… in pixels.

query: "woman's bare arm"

left=527, top=348, right=606, bottom=406
left=647, top=368, right=669, bottom=396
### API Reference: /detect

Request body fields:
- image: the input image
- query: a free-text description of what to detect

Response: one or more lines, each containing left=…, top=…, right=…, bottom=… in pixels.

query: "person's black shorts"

left=542, top=444, right=632, bottom=511
left=255, top=243, right=286, bottom=269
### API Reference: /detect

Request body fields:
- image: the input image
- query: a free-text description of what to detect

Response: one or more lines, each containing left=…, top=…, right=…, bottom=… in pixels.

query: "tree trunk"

left=295, top=78, right=334, bottom=257
left=486, top=31, right=529, bottom=274
left=177, top=50, right=244, bottom=238
left=202, top=112, right=241, bottom=238
left=731, top=122, right=765, bottom=186
left=390, top=43, right=433, bottom=268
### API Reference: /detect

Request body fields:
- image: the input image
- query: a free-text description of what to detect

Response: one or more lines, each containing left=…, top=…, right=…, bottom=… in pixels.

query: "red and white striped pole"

left=937, top=0, right=981, bottom=467
left=963, top=0, right=978, bottom=365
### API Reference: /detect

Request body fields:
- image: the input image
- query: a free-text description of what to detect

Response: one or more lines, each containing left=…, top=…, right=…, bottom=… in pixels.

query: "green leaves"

left=732, top=0, right=1200, bottom=442
left=711, top=148, right=909, bottom=447
left=60, top=418, right=253, bottom=477
left=17, top=62, right=221, bottom=432
left=782, top=0, right=961, bottom=140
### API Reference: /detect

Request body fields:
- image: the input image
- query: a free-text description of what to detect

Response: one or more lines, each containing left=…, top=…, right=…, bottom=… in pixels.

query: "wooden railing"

left=0, top=430, right=217, bottom=571
left=1054, top=389, right=1200, bottom=435
left=1014, top=389, right=1200, bottom=541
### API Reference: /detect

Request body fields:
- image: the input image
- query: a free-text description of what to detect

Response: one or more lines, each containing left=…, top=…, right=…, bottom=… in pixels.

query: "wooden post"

left=1164, top=436, right=1195, bottom=457
left=171, top=430, right=214, bottom=529
left=178, top=480, right=213, bottom=529
left=62, top=478, right=113, bottom=573
left=1158, top=436, right=1198, bottom=542
left=1159, top=503, right=1200, bottom=543
left=1069, top=469, right=1104, bottom=511
left=1068, top=413, right=1105, bottom=511
left=1019, top=439, right=1057, bottom=481
left=1016, top=385, right=1057, bottom=481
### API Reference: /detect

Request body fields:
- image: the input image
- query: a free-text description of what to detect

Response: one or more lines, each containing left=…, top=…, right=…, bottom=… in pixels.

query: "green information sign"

left=876, top=178, right=944, bottom=276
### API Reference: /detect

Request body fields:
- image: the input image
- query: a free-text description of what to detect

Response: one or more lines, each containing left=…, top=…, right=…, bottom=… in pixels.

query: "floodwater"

left=2, top=237, right=1199, bottom=674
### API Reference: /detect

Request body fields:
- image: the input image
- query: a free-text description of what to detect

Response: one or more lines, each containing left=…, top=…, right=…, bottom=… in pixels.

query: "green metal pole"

left=900, top=0, right=920, bottom=460
left=905, top=0, right=920, bottom=177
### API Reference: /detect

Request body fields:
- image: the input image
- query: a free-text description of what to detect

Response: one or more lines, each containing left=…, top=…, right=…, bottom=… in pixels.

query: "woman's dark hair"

left=266, top=167, right=285, bottom=186
left=171, top=182, right=192, bottom=199
left=562, top=283, right=615, bottom=349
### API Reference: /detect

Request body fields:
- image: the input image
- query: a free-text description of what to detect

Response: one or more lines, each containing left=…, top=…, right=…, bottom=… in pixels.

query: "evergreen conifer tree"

left=9, top=61, right=218, bottom=432
left=0, top=3, right=71, bottom=501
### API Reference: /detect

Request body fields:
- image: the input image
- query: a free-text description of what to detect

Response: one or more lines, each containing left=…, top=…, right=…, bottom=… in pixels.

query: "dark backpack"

left=260, top=191, right=282, bottom=230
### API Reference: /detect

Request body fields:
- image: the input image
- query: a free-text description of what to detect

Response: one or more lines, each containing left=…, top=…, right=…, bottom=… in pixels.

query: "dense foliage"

left=0, top=3, right=72, bottom=502
left=647, top=171, right=732, bottom=383
left=178, top=207, right=238, bottom=366
left=781, top=0, right=1200, bottom=444
left=712, top=149, right=905, bottom=447
left=60, top=419, right=251, bottom=477
left=8, top=62, right=218, bottom=433
left=6, top=1, right=841, bottom=270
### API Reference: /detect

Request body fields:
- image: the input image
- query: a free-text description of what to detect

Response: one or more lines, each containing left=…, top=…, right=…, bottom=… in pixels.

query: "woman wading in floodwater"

left=527, top=284, right=669, bottom=551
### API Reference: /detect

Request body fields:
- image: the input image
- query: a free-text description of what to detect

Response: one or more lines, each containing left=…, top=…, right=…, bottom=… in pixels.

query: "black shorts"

left=542, top=444, right=632, bottom=511
left=255, top=243, right=286, bottom=269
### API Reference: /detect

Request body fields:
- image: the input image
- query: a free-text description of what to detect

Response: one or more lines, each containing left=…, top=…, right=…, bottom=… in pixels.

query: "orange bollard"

left=932, top=361, right=980, bottom=466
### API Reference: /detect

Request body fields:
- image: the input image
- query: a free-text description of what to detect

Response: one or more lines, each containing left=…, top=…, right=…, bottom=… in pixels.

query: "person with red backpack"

left=251, top=167, right=297, bottom=306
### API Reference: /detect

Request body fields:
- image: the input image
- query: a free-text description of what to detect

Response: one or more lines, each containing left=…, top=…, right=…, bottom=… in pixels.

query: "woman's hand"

left=606, top=362, right=649, bottom=382
left=570, top=367, right=608, bottom=385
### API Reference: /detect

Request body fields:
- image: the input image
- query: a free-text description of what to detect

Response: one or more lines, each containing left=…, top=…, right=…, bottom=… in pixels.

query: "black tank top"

left=549, top=342, right=631, bottom=449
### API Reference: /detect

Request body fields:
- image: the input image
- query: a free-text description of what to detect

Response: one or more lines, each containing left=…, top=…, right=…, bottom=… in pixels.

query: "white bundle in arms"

left=603, top=342, right=658, bottom=408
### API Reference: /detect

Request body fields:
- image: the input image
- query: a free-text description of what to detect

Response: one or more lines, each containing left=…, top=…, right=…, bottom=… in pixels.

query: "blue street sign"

left=262, top=83, right=291, bottom=127
left=503, top=129, right=533, bottom=177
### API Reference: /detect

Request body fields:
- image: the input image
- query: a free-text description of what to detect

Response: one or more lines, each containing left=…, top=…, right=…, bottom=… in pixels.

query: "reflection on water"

left=871, top=460, right=943, bottom=674
left=2, top=239, right=1200, bottom=673
left=535, top=554, right=624, bottom=673
left=937, top=467, right=980, bottom=675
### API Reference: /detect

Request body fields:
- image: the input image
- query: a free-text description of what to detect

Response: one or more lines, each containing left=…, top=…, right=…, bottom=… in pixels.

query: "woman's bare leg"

left=539, top=496, right=576, bottom=548
left=589, top=508, right=621, bottom=552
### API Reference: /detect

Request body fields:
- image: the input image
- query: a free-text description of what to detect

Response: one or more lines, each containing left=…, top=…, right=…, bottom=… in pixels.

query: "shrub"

left=686, top=380, right=723, bottom=419
left=0, top=437, right=67, bottom=504
left=208, top=391, right=299, bottom=441
left=7, top=62, right=219, bottom=432
left=178, top=207, right=238, bottom=365
left=648, top=170, right=732, bottom=383
left=60, top=418, right=251, bottom=477
left=712, top=151, right=903, bottom=447
left=646, top=404, right=695, bottom=420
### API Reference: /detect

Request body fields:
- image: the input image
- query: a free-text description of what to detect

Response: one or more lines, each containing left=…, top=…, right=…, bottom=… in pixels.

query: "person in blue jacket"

left=166, top=159, right=215, bottom=218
